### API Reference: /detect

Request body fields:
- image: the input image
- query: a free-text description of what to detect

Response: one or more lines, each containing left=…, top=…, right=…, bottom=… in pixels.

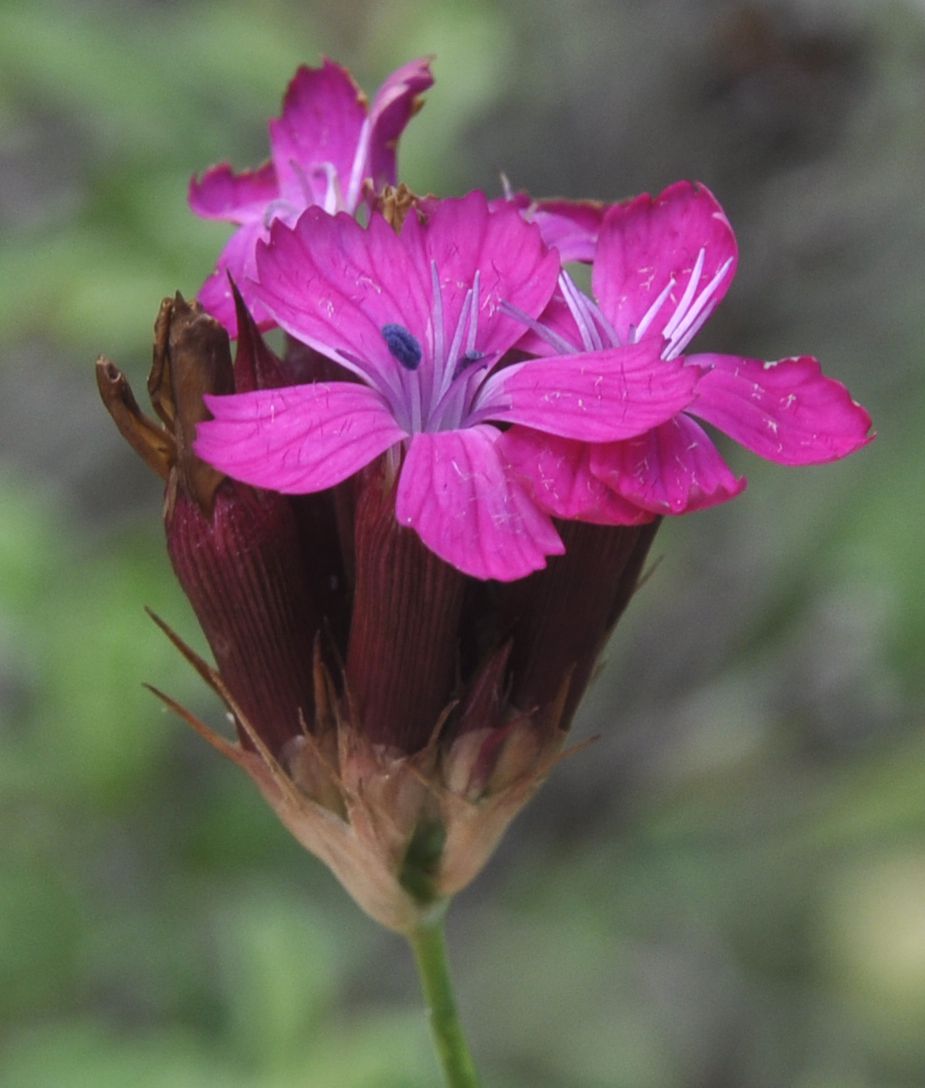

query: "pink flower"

left=194, top=192, right=699, bottom=580
left=501, top=181, right=873, bottom=522
left=189, top=57, right=434, bottom=333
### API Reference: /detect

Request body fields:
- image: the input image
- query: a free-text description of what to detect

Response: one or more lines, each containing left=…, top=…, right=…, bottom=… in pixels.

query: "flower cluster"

left=98, top=57, right=871, bottom=932
left=190, top=64, right=870, bottom=582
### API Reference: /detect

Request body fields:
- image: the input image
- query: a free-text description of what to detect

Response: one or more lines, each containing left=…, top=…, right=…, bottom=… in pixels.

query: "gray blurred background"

left=1, top=1, right=923, bottom=1085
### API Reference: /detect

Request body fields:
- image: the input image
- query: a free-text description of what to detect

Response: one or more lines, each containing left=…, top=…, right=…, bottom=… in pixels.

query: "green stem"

left=408, top=912, right=481, bottom=1087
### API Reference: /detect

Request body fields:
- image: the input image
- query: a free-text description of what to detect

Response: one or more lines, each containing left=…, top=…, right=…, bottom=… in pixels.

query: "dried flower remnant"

left=98, top=294, right=321, bottom=756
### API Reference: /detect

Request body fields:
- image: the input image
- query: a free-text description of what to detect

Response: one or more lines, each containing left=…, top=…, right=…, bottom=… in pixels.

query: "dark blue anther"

left=382, top=323, right=422, bottom=370
left=452, top=348, right=486, bottom=380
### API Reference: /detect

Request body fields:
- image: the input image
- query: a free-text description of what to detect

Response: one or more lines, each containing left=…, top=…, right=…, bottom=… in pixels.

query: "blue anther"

left=382, top=323, right=422, bottom=370
left=452, top=348, right=486, bottom=380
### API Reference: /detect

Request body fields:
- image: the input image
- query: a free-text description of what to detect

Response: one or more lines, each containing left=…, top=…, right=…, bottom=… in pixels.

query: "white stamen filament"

left=559, top=272, right=602, bottom=352
left=426, top=268, right=486, bottom=430
left=582, top=293, right=622, bottom=347
left=465, top=271, right=481, bottom=356
left=662, top=247, right=706, bottom=340
left=444, top=287, right=474, bottom=387
left=314, top=163, right=344, bottom=215
left=498, top=300, right=578, bottom=355
left=633, top=276, right=676, bottom=342
left=430, top=261, right=446, bottom=392
left=262, top=198, right=300, bottom=229
left=344, top=117, right=372, bottom=211
left=665, top=256, right=734, bottom=357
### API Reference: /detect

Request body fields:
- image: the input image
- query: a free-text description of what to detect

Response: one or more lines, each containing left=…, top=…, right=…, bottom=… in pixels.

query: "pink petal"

left=395, top=426, right=564, bottom=581
left=593, top=181, right=738, bottom=347
left=195, top=383, right=406, bottom=493
left=365, top=57, right=435, bottom=192
left=269, top=60, right=368, bottom=207
left=188, top=161, right=278, bottom=224
left=492, top=193, right=605, bottom=262
left=688, top=353, right=874, bottom=465
left=197, top=220, right=272, bottom=334
left=424, top=193, right=560, bottom=361
left=590, top=415, right=746, bottom=514
left=499, top=428, right=655, bottom=525
left=530, top=197, right=607, bottom=262
left=476, top=341, right=697, bottom=441
left=255, top=207, right=432, bottom=390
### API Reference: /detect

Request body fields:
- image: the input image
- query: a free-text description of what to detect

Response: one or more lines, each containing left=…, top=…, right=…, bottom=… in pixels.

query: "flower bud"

left=345, top=461, right=465, bottom=751
left=99, top=294, right=321, bottom=757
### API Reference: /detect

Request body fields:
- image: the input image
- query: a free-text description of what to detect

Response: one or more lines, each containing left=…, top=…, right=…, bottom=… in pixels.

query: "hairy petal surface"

left=591, top=415, right=746, bottom=514
left=195, top=383, right=405, bottom=493
left=594, top=181, right=738, bottom=346
left=188, top=162, right=278, bottom=224
left=477, top=341, right=697, bottom=441
left=500, top=428, right=654, bottom=524
left=395, top=427, right=564, bottom=581
left=689, top=354, right=874, bottom=464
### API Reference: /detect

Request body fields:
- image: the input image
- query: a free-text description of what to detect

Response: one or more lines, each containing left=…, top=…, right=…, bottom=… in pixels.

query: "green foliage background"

left=1, top=1, right=923, bottom=1085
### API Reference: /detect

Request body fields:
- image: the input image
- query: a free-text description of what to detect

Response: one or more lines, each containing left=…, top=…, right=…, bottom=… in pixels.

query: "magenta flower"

left=194, top=192, right=699, bottom=580
left=502, top=181, right=873, bottom=521
left=189, top=57, right=434, bottom=333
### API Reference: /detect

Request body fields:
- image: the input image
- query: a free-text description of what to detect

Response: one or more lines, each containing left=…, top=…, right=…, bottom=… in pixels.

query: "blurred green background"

left=1, top=0, right=923, bottom=1085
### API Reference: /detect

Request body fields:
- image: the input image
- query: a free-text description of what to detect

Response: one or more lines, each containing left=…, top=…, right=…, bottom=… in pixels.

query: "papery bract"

left=195, top=192, right=699, bottom=579
left=190, top=57, right=434, bottom=332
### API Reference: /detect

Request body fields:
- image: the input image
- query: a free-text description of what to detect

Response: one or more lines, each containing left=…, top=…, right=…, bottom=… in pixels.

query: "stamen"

left=665, top=256, right=734, bottom=356
left=382, top=324, right=423, bottom=370
left=262, top=198, right=300, bottom=229
left=445, top=287, right=474, bottom=383
left=311, top=162, right=342, bottom=214
left=430, top=261, right=446, bottom=375
left=559, top=272, right=602, bottom=352
left=466, top=271, right=481, bottom=356
left=633, top=277, right=676, bottom=342
left=344, top=117, right=372, bottom=211
left=581, top=293, right=622, bottom=347
left=452, top=349, right=486, bottom=381
left=498, top=300, right=579, bottom=355
left=662, top=248, right=705, bottom=340
left=430, top=352, right=496, bottom=430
